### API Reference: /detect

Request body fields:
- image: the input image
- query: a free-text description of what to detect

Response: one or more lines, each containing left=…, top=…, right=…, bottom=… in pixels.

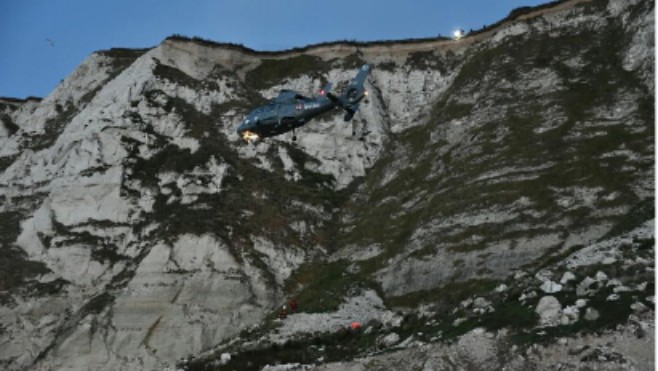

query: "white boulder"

left=495, top=284, right=508, bottom=293
left=606, top=293, right=620, bottom=301
left=540, top=280, right=563, bottom=294
left=595, top=271, right=609, bottom=282
left=561, top=305, right=580, bottom=324
left=577, top=277, right=597, bottom=296
left=584, top=307, right=600, bottom=321
left=535, top=296, right=562, bottom=326
left=559, top=272, right=576, bottom=284
left=379, top=332, right=401, bottom=347
left=630, top=302, right=648, bottom=314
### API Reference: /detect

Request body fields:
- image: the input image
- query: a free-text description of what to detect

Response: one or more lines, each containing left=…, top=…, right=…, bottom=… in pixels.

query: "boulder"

left=473, top=297, right=491, bottom=309
left=495, top=284, right=508, bottom=293
left=540, top=280, right=562, bottom=294
left=520, top=291, right=537, bottom=301
left=584, top=308, right=600, bottom=321
left=613, top=285, right=631, bottom=293
left=595, top=271, right=609, bottom=282
left=562, top=305, right=580, bottom=324
left=535, top=270, right=553, bottom=283
left=513, top=271, right=527, bottom=280
left=379, top=332, right=400, bottom=347
left=560, top=272, right=576, bottom=284
left=606, top=279, right=622, bottom=287
left=630, top=302, right=648, bottom=314
left=602, top=257, right=617, bottom=265
left=220, top=353, right=231, bottom=365
left=577, top=277, right=597, bottom=296
left=575, top=299, right=588, bottom=308
left=381, top=311, right=403, bottom=328
left=535, top=296, right=562, bottom=326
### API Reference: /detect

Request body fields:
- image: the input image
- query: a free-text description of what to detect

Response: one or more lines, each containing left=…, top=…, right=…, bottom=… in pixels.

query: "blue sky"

left=1, top=0, right=548, bottom=99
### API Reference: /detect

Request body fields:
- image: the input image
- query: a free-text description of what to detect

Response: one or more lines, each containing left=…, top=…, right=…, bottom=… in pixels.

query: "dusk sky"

left=2, top=0, right=548, bottom=99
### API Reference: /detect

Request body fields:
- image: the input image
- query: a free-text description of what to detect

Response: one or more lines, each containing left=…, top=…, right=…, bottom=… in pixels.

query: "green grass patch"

left=482, top=301, right=538, bottom=330
left=97, top=47, right=148, bottom=59
left=376, top=61, right=397, bottom=72
left=529, top=244, right=585, bottom=271
left=80, top=293, right=115, bottom=315
left=0, top=113, right=19, bottom=136
left=386, top=279, right=497, bottom=309
left=285, top=260, right=368, bottom=313
left=338, top=53, right=365, bottom=69
left=604, top=198, right=654, bottom=239
left=512, top=290, right=643, bottom=346
left=0, top=212, right=51, bottom=296
left=246, top=55, right=327, bottom=90
left=25, top=101, right=77, bottom=151
left=0, top=155, right=18, bottom=173
left=186, top=327, right=382, bottom=371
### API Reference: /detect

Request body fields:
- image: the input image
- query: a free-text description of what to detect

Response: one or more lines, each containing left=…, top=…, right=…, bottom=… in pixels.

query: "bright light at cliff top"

left=453, top=29, right=464, bottom=40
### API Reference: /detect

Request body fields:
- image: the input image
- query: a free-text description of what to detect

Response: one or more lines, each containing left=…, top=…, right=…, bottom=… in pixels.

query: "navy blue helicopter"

left=237, top=64, right=371, bottom=142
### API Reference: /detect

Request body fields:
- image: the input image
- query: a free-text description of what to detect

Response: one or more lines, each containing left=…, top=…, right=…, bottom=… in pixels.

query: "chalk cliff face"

left=0, top=0, right=654, bottom=370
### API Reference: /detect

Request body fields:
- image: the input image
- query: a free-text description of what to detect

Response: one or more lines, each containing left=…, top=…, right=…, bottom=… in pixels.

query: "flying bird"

left=46, top=38, right=55, bottom=47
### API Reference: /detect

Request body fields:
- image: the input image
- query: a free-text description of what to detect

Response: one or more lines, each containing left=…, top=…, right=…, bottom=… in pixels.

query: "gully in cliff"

left=237, top=64, right=371, bottom=143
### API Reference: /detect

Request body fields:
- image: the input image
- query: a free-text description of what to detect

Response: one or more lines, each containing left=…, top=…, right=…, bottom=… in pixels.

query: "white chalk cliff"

left=0, top=0, right=654, bottom=369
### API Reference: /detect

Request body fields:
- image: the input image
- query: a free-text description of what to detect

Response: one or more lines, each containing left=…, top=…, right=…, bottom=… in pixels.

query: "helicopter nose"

left=238, top=119, right=250, bottom=132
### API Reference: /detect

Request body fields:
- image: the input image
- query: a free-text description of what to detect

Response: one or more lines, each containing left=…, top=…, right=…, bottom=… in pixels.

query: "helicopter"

left=237, top=64, right=371, bottom=143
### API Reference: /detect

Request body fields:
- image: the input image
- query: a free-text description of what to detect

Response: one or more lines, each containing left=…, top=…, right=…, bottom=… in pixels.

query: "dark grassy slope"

left=0, top=210, right=56, bottom=306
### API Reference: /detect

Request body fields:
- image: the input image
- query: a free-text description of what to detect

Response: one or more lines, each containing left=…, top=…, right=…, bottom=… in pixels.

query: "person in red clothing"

left=289, top=298, right=298, bottom=313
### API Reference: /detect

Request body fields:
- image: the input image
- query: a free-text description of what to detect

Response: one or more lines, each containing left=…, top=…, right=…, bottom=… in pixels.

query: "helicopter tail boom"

left=327, top=64, right=371, bottom=121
